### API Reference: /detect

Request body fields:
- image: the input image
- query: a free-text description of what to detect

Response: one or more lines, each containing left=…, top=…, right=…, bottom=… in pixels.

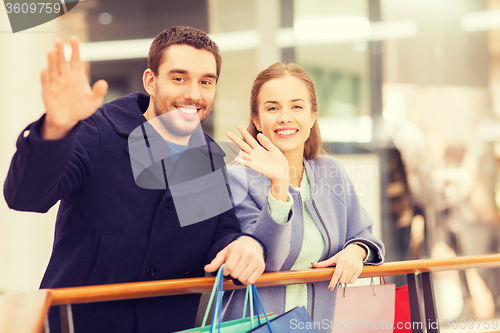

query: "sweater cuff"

left=350, top=241, right=375, bottom=263
left=267, top=189, right=293, bottom=224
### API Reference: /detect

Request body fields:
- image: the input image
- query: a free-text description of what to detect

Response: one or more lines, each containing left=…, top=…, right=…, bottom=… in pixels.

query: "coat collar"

left=303, top=158, right=317, bottom=196
left=102, top=92, right=151, bottom=137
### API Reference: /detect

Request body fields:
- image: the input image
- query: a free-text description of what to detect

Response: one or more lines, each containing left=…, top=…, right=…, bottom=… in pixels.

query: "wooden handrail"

left=0, top=290, right=52, bottom=333
left=49, top=253, right=500, bottom=306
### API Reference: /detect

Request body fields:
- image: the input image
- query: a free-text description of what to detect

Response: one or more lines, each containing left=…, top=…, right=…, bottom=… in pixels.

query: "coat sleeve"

left=226, top=165, right=293, bottom=271
left=338, top=160, right=385, bottom=265
left=205, top=164, right=267, bottom=267
left=4, top=115, right=100, bottom=213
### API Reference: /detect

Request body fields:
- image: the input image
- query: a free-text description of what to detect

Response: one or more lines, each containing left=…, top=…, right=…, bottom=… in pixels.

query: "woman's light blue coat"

left=222, top=155, right=385, bottom=333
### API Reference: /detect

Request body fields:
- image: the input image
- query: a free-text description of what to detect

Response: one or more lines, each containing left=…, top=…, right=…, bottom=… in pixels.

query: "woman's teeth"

left=276, top=129, right=297, bottom=136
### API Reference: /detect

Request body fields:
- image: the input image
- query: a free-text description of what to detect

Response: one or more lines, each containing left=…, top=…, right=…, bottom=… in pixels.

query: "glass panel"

left=294, top=0, right=371, bottom=142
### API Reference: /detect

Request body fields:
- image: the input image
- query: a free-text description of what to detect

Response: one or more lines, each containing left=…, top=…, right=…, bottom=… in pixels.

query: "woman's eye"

left=267, top=106, right=278, bottom=111
left=292, top=105, right=303, bottom=109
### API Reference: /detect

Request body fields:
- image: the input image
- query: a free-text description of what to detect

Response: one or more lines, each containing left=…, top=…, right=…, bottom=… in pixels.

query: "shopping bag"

left=247, top=293, right=319, bottom=332
left=176, top=265, right=274, bottom=333
left=332, top=278, right=395, bottom=333
left=393, top=285, right=411, bottom=332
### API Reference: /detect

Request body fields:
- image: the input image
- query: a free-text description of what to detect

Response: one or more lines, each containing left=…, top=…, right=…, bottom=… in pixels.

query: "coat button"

left=197, top=206, right=206, bottom=218
left=183, top=271, right=193, bottom=278
left=147, top=266, right=158, bottom=278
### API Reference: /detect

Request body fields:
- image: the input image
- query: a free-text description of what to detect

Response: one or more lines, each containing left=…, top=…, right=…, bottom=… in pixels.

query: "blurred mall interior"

left=1, top=0, right=500, bottom=326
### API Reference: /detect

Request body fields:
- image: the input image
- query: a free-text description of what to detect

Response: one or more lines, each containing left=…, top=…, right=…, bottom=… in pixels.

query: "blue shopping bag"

left=246, top=284, right=318, bottom=333
left=177, top=264, right=318, bottom=332
left=176, top=265, right=275, bottom=333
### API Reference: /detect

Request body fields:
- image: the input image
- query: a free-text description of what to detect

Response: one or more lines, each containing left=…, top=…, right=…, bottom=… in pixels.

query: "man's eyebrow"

left=203, top=73, right=218, bottom=80
left=167, top=69, right=188, bottom=75
left=167, top=69, right=218, bottom=80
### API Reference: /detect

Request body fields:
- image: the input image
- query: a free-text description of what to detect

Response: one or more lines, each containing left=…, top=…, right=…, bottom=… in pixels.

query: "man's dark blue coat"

left=4, top=92, right=246, bottom=333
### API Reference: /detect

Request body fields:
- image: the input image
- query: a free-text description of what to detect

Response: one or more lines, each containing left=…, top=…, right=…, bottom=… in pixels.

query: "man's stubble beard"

left=153, top=97, right=206, bottom=138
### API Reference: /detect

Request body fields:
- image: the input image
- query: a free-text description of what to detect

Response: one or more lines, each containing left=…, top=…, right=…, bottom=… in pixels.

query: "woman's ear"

left=143, top=69, right=156, bottom=97
left=310, top=112, right=318, bottom=128
left=252, top=116, right=262, bottom=132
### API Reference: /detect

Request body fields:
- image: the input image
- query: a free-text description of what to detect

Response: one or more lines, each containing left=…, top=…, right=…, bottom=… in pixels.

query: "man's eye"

left=201, top=80, right=212, bottom=85
left=173, top=77, right=184, bottom=82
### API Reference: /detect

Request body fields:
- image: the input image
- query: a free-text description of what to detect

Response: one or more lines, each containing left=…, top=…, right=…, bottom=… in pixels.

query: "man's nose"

left=184, top=82, right=201, bottom=102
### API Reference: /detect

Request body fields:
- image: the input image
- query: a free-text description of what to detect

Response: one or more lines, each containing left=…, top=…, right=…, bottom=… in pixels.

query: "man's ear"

left=143, top=69, right=156, bottom=97
left=252, top=116, right=262, bottom=132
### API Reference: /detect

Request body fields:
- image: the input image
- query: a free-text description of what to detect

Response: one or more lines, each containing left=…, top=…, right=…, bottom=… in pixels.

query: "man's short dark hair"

left=148, top=26, right=222, bottom=81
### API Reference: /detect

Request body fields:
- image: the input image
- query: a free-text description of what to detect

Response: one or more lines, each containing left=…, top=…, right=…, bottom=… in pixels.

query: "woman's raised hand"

left=226, top=125, right=290, bottom=201
left=41, top=37, right=108, bottom=140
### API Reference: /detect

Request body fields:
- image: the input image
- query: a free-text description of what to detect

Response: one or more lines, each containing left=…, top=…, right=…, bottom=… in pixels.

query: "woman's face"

left=253, top=75, right=317, bottom=157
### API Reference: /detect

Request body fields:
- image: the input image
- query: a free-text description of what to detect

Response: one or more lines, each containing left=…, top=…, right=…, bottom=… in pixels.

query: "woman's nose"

left=278, top=110, right=292, bottom=123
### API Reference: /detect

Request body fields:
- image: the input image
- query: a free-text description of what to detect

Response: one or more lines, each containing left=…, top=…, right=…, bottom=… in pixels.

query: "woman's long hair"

left=246, top=62, right=325, bottom=160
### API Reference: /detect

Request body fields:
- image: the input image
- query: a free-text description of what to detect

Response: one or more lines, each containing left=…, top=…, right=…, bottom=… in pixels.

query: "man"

left=4, top=26, right=265, bottom=332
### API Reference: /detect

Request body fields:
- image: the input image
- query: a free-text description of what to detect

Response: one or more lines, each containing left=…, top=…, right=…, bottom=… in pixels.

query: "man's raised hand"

left=41, top=37, right=108, bottom=140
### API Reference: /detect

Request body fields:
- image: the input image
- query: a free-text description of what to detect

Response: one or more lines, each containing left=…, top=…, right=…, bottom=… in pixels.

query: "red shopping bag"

left=393, top=285, right=412, bottom=332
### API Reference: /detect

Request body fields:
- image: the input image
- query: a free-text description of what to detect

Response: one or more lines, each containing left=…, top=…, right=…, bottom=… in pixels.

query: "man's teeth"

left=179, top=105, right=197, bottom=114
left=276, top=129, right=297, bottom=136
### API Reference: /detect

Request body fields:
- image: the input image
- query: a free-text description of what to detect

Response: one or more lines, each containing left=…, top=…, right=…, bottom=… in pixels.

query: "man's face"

left=149, top=44, right=217, bottom=139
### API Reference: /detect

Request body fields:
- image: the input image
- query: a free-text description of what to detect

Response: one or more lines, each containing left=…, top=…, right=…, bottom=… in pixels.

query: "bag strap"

left=201, top=264, right=225, bottom=328
left=209, top=268, right=226, bottom=333
left=341, top=276, right=387, bottom=297
left=252, top=285, right=273, bottom=332
left=243, top=285, right=256, bottom=328
left=201, top=266, right=270, bottom=333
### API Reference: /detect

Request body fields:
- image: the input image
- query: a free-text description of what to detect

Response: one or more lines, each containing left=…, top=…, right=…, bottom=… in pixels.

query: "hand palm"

left=41, top=37, right=107, bottom=137
left=43, top=69, right=105, bottom=126
left=246, top=134, right=288, bottom=181
left=226, top=126, right=289, bottom=182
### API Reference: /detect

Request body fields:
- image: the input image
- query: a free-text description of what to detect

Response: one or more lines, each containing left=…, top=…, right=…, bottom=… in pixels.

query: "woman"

left=222, top=62, right=384, bottom=330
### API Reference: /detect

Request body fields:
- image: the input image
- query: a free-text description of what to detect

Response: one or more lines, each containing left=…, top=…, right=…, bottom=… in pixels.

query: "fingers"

left=312, top=252, right=363, bottom=291
left=55, top=39, right=68, bottom=75
left=204, top=248, right=227, bottom=273
left=226, top=131, right=253, bottom=154
left=215, top=237, right=265, bottom=285
left=226, top=139, right=247, bottom=159
left=91, top=79, right=108, bottom=100
left=69, top=36, right=82, bottom=71
left=47, top=37, right=78, bottom=83
left=226, top=147, right=249, bottom=165
left=256, top=133, right=276, bottom=152
left=47, top=50, right=58, bottom=82
left=41, top=69, right=49, bottom=88
left=328, top=260, right=362, bottom=290
left=329, top=267, right=342, bottom=291
left=246, top=267, right=264, bottom=285
left=225, top=257, right=263, bottom=285
left=311, top=255, right=337, bottom=268
left=237, top=125, right=259, bottom=149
